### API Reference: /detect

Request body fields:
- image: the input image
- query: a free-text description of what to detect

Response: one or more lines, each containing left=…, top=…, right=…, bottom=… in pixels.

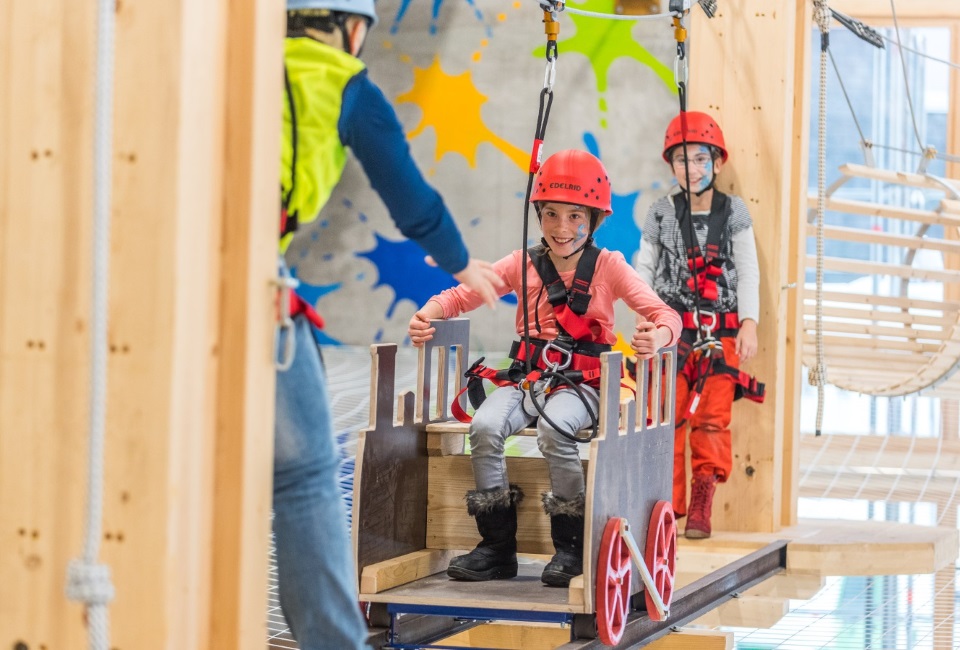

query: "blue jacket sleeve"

left=339, top=71, right=470, bottom=275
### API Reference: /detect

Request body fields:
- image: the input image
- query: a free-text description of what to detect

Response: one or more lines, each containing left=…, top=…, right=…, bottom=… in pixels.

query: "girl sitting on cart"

left=407, top=150, right=681, bottom=586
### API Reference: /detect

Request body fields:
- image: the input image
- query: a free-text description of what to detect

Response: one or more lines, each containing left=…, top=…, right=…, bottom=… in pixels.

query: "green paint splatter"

left=534, top=0, right=676, bottom=119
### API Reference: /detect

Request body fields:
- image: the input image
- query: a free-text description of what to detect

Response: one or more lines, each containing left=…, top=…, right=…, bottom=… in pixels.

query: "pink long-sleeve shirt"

left=429, top=248, right=682, bottom=347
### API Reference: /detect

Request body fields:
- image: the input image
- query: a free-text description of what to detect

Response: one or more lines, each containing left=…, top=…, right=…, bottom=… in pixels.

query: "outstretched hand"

left=438, top=257, right=505, bottom=310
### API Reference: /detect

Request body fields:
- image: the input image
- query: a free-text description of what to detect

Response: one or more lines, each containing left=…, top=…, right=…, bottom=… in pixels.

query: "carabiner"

left=541, top=340, right=573, bottom=372
left=272, top=266, right=300, bottom=371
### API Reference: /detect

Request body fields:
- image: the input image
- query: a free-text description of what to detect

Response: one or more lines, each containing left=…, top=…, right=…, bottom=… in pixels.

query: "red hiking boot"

left=684, top=474, right=718, bottom=539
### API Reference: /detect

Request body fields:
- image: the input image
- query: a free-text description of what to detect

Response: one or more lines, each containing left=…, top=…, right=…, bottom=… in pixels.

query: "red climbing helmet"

left=530, top=150, right=613, bottom=218
left=662, top=111, right=728, bottom=163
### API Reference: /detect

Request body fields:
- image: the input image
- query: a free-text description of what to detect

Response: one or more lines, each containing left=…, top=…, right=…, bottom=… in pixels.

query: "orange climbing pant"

left=673, top=336, right=739, bottom=518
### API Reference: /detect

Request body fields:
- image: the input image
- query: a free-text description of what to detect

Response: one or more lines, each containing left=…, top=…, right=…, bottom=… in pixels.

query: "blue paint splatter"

left=582, top=133, right=642, bottom=264
left=288, top=266, right=342, bottom=306
left=356, top=234, right=459, bottom=319
left=390, top=0, right=492, bottom=37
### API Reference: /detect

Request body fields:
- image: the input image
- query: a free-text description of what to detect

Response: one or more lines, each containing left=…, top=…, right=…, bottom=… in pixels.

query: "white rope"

left=65, top=0, right=116, bottom=646
left=810, top=0, right=831, bottom=437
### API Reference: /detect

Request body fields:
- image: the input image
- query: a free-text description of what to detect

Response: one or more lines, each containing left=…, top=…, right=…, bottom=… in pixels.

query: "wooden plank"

left=809, top=289, right=960, bottom=313
left=692, top=596, right=789, bottom=629
left=361, top=558, right=585, bottom=613
left=800, top=317, right=953, bottom=341
left=802, top=332, right=942, bottom=353
left=832, top=1, right=960, bottom=20
left=807, top=255, right=960, bottom=283
left=0, top=2, right=92, bottom=646
left=808, top=222, right=960, bottom=255
left=360, top=549, right=459, bottom=594
left=808, top=195, right=960, bottom=227
left=646, top=629, right=734, bottom=650
left=802, top=303, right=957, bottom=328
left=439, top=621, right=573, bottom=649
left=690, top=0, right=795, bottom=534
left=745, top=569, right=825, bottom=600
left=425, top=455, right=567, bottom=555
left=837, top=163, right=960, bottom=193
left=786, top=519, right=959, bottom=576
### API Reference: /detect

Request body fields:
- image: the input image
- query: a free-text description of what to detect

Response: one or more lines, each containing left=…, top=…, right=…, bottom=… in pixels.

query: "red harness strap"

left=450, top=340, right=610, bottom=423
left=289, top=292, right=325, bottom=330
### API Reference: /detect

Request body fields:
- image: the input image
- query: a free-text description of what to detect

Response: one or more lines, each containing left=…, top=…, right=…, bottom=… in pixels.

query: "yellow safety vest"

left=280, top=38, right=366, bottom=253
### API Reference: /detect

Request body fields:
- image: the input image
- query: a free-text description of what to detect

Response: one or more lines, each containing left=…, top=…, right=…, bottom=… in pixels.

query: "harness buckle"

left=272, top=265, right=300, bottom=372
left=541, top=340, right=573, bottom=372
left=695, top=309, right=718, bottom=333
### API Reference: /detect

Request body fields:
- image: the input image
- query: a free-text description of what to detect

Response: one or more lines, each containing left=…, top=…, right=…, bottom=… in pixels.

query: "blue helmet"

left=287, top=0, right=378, bottom=27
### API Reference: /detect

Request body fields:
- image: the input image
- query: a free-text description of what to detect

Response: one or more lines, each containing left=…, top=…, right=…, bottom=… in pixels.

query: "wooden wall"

left=0, top=1, right=282, bottom=649
left=687, top=0, right=802, bottom=533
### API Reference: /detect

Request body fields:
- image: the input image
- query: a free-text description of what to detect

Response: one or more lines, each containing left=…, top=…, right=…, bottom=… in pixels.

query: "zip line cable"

left=888, top=0, right=926, bottom=154
left=65, top=0, right=117, bottom=647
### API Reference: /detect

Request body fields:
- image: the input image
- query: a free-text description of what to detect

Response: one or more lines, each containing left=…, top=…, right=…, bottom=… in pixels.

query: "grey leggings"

left=468, top=384, right=600, bottom=500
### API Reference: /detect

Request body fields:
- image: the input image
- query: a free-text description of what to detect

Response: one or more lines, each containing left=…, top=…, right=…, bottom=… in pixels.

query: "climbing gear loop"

left=273, top=266, right=300, bottom=371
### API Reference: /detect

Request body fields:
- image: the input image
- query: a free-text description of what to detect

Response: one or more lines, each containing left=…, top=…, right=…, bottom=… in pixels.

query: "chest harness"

left=666, top=190, right=765, bottom=424
left=451, top=245, right=620, bottom=442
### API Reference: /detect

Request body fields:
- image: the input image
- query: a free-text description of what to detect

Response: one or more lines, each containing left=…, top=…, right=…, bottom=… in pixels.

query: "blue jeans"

left=273, top=315, right=368, bottom=649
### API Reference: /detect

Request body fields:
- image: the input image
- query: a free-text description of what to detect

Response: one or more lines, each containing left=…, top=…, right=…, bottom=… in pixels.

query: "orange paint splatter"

left=396, top=57, right=528, bottom=170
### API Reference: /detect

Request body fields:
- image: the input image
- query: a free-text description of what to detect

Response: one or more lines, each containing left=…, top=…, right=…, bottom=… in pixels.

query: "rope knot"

left=66, top=559, right=115, bottom=605
left=808, top=364, right=827, bottom=387
left=813, top=0, right=832, bottom=33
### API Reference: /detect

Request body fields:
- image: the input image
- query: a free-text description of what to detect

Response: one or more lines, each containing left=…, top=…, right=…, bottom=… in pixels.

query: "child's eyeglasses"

left=671, top=154, right=713, bottom=168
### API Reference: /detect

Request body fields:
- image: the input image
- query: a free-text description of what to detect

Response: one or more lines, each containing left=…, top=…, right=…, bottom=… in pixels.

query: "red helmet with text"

left=530, top=150, right=613, bottom=224
left=662, top=111, right=728, bottom=163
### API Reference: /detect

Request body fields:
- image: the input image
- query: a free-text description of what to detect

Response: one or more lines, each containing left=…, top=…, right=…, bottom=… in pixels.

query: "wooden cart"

left=352, top=318, right=678, bottom=647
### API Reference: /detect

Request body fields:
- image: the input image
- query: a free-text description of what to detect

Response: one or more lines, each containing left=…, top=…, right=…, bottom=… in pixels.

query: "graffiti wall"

left=285, top=0, right=680, bottom=352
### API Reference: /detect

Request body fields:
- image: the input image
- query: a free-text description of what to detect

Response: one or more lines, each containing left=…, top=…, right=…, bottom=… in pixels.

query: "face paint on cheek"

left=574, top=224, right=588, bottom=242
left=698, top=160, right=713, bottom=192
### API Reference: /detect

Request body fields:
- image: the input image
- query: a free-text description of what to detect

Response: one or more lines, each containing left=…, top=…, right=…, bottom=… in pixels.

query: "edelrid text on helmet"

left=530, top=150, right=612, bottom=218
left=287, top=0, right=378, bottom=26
left=662, top=111, right=728, bottom=163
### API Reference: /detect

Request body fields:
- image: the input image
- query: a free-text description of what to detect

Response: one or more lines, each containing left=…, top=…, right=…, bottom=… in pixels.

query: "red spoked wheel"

left=595, top=517, right=631, bottom=646
left=644, top=500, right=677, bottom=621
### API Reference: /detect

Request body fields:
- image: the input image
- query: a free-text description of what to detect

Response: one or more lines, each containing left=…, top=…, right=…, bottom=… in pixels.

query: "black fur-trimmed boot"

left=447, top=485, right=524, bottom=581
left=541, top=492, right=585, bottom=587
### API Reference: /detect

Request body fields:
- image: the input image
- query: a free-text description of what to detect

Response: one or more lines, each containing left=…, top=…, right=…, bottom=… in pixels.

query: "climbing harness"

left=66, top=0, right=117, bottom=648
left=452, top=245, right=614, bottom=442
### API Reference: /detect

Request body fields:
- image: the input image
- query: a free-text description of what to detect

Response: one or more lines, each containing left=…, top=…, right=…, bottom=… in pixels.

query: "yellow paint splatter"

left=396, top=57, right=528, bottom=169
left=497, top=12, right=506, bottom=21
left=472, top=51, right=482, bottom=62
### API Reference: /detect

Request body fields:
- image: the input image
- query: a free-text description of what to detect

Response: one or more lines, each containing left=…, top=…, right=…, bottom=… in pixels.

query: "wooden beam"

left=807, top=196, right=960, bottom=227
left=689, top=0, right=797, bottom=534
left=0, top=1, right=280, bottom=648
left=645, top=628, right=734, bottom=650
left=782, top=0, right=814, bottom=530
left=209, top=0, right=283, bottom=647
left=832, top=1, right=960, bottom=22
left=808, top=223, right=960, bottom=255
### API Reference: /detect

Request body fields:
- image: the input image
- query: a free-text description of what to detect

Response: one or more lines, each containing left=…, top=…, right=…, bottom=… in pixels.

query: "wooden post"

left=0, top=1, right=281, bottom=648
left=688, top=0, right=800, bottom=532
